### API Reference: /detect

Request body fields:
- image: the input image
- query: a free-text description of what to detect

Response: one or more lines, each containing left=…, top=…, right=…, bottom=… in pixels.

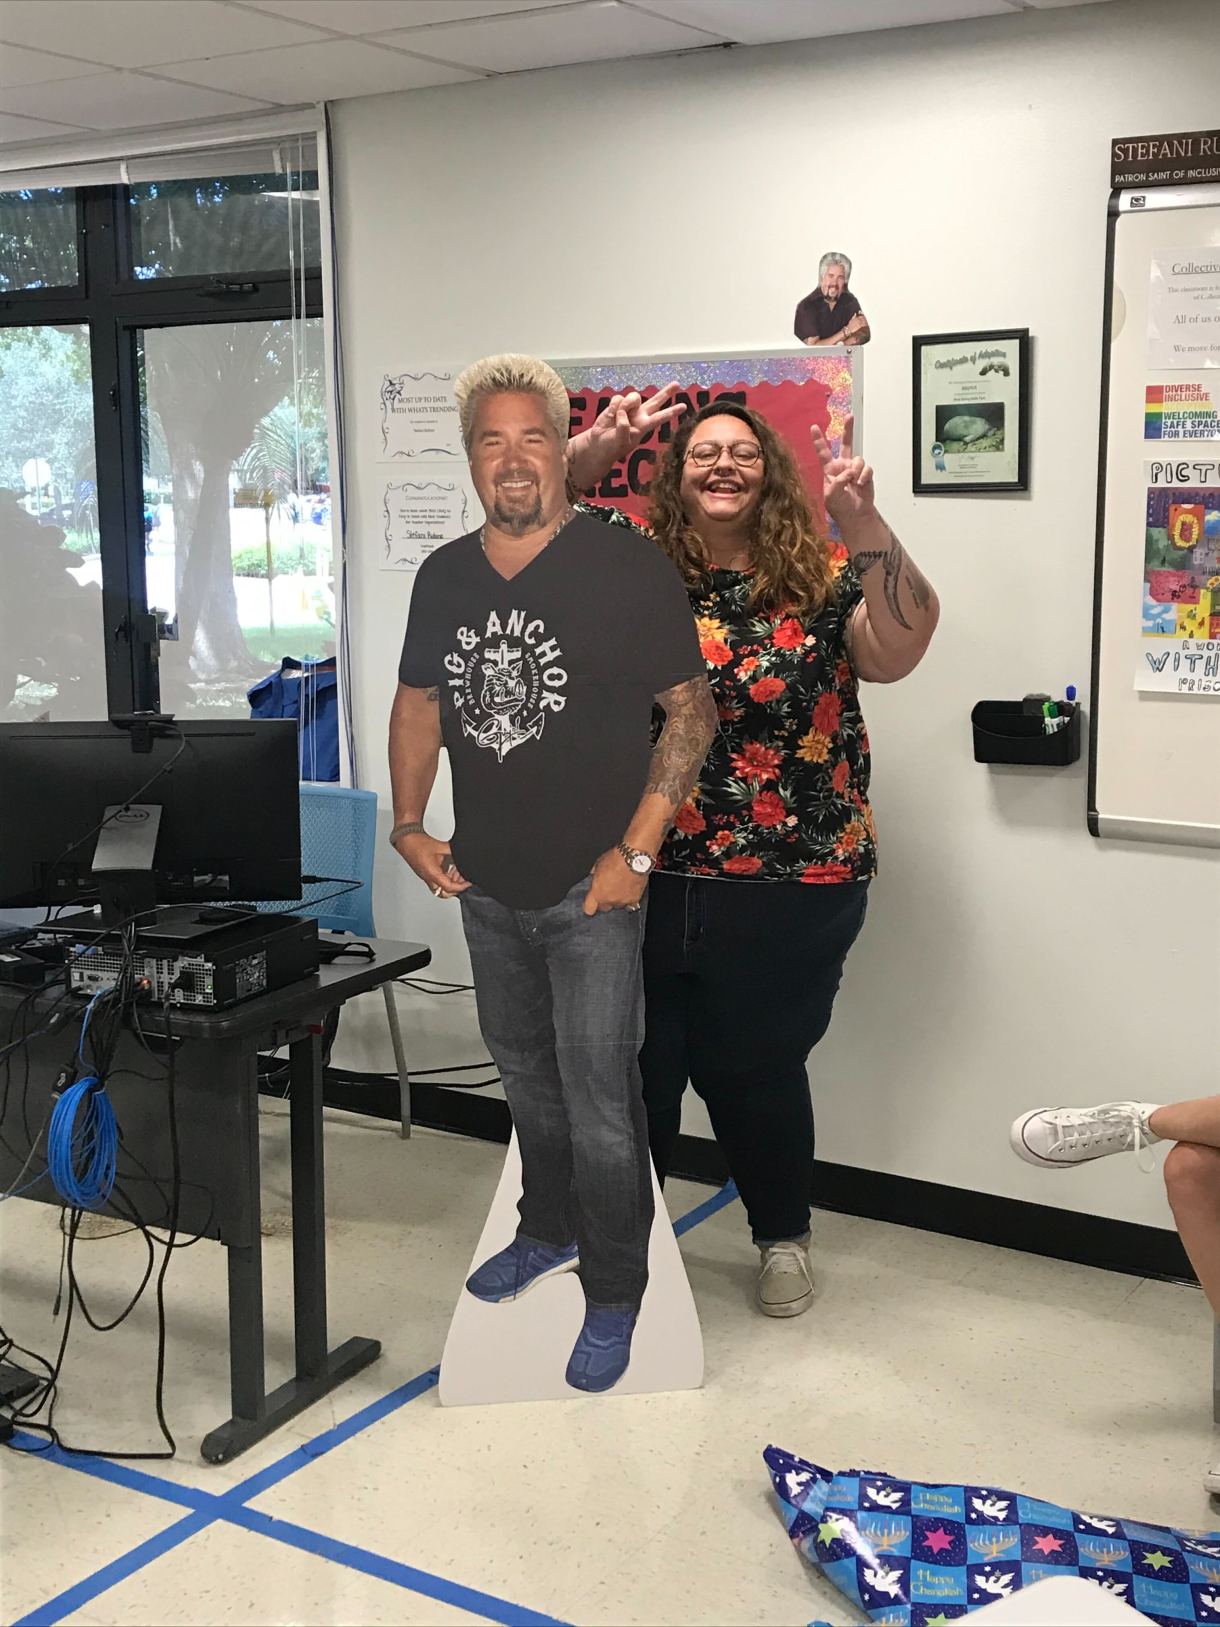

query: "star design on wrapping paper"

left=922, top=1527, right=955, bottom=1555
left=1142, top=1549, right=1174, bottom=1572
left=924, top=1615, right=955, bottom=1626
left=817, top=1515, right=846, bottom=1546
left=1032, top=1533, right=1065, bottom=1556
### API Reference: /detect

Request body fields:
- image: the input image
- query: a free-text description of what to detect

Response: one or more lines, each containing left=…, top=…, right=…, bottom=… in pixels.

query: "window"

left=0, top=138, right=324, bottom=723
left=0, top=187, right=78, bottom=292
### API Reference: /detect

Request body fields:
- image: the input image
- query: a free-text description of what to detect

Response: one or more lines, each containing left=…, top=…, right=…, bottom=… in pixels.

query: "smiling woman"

left=573, top=397, right=938, bottom=1318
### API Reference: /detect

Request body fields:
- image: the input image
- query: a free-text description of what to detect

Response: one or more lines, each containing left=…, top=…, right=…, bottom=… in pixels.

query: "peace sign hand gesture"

left=810, top=413, right=876, bottom=534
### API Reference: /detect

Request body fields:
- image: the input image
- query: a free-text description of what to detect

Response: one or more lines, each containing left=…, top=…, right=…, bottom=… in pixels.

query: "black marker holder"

left=971, top=700, right=1081, bottom=767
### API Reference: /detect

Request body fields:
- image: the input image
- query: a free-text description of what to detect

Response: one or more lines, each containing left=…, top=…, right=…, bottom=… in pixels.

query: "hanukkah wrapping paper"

left=765, top=1444, right=1220, bottom=1626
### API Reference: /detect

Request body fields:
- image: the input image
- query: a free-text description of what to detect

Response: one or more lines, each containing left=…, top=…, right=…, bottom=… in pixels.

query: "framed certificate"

left=912, top=328, right=1030, bottom=493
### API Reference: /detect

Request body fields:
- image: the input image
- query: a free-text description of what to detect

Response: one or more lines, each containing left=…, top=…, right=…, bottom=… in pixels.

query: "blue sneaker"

left=565, top=1306, right=638, bottom=1393
left=465, top=1237, right=579, bottom=1303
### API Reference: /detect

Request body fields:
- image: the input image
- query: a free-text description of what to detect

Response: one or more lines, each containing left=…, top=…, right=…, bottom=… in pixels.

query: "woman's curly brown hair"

left=647, top=401, right=838, bottom=618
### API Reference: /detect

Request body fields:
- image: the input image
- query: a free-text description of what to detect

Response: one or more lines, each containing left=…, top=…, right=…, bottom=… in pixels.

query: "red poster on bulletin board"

left=554, top=350, right=861, bottom=528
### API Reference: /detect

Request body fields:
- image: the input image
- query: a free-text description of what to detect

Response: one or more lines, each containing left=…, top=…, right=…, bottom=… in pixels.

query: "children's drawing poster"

left=1139, top=459, right=1220, bottom=693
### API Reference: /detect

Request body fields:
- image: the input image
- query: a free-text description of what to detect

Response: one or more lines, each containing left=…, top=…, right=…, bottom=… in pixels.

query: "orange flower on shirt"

left=674, top=801, right=706, bottom=835
left=772, top=617, right=806, bottom=650
left=836, top=820, right=867, bottom=857
left=832, top=760, right=851, bottom=795
left=749, top=676, right=787, bottom=704
left=797, top=728, right=831, bottom=764
left=702, top=637, right=733, bottom=666
left=751, top=790, right=788, bottom=828
left=708, top=830, right=736, bottom=854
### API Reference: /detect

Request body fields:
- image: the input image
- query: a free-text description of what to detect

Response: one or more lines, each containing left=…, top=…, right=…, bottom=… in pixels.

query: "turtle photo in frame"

left=912, top=328, right=1030, bottom=494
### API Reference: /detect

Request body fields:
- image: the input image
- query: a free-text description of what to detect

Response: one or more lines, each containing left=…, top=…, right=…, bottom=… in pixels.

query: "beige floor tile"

left=0, top=1454, right=186, bottom=1623
left=61, top=1519, right=487, bottom=1627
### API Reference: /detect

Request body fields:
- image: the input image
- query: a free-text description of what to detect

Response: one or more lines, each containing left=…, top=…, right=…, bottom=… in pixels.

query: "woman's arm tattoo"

left=852, top=524, right=932, bottom=633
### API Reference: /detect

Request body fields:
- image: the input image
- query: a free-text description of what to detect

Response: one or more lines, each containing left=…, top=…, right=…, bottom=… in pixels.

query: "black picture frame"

left=912, top=327, right=1031, bottom=494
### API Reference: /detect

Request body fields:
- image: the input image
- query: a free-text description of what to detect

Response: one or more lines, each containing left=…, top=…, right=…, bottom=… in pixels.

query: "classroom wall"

left=330, top=0, right=1220, bottom=1233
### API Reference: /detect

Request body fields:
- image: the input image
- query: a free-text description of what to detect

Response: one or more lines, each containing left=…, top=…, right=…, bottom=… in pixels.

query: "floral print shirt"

left=662, top=555, right=876, bottom=885
left=576, top=501, right=876, bottom=885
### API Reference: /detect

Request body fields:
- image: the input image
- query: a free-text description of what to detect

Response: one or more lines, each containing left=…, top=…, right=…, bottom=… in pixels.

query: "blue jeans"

left=459, top=877, right=654, bottom=1309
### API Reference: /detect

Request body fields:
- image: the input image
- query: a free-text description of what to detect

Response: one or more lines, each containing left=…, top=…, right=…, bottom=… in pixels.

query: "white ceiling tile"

left=0, top=71, right=273, bottom=129
left=0, top=43, right=102, bottom=88
left=379, top=0, right=720, bottom=72
left=0, top=108, right=87, bottom=142
left=631, top=0, right=1015, bottom=45
left=241, top=0, right=571, bottom=32
left=155, top=37, right=481, bottom=101
left=0, top=0, right=328, bottom=68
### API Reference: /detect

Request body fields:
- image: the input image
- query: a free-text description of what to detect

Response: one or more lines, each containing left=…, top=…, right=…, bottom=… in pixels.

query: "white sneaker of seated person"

left=757, top=1237, right=815, bottom=1317
left=1010, top=1101, right=1163, bottom=1173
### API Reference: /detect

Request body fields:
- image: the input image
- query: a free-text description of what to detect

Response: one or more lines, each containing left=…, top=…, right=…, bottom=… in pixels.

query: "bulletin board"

left=1089, top=183, right=1220, bottom=847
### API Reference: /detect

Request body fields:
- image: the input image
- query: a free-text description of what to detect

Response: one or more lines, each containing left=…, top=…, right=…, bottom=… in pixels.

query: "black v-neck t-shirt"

left=398, top=511, right=703, bottom=908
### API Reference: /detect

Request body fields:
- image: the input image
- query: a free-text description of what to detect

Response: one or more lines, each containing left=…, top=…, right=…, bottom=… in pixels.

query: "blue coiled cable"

left=47, top=1074, right=118, bottom=1210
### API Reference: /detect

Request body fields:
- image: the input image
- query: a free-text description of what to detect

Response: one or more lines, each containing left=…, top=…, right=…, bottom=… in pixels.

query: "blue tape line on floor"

left=673, top=1178, right=738, bottom=1236
left=6, top=1431, right=217, bottom=1513
left=228, top=1505, right=574, bottom=1627
left=10, top=1510, right=213, bottom=1627
left=8, top=1179, right=732, bottom=1626
left=226, top=1365, right=439, bottom=1506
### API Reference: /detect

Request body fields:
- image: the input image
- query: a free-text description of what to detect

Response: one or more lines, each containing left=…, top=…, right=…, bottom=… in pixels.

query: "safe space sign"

left=1139, top=459, right=1220, bottom=695
left=556, top=351, right=860, bottom=526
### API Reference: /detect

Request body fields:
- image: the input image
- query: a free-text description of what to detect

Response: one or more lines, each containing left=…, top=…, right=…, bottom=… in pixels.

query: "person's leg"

left=459, top=887, right=578, bottom=1299
left=541, top=879, right=654, bottom=1318
left=685, top=881, right=868, bottom=1248
left=639, top=873, right=694, bottom=1183
left=1150, top=1099, right=1220, bottom=1149
left=1163, top=1143, right=1220, bottom=1318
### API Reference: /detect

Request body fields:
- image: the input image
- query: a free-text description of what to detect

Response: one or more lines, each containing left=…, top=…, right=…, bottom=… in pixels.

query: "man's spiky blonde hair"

left=454, top=354, right=570, bottom=451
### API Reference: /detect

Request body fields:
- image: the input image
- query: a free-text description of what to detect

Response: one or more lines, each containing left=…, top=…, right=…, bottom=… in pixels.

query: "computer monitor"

left=0, top=717, right=302, bottom=926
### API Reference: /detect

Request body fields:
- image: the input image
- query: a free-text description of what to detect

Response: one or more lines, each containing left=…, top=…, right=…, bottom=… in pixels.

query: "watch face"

left=630, top=852, right=652, bottom=874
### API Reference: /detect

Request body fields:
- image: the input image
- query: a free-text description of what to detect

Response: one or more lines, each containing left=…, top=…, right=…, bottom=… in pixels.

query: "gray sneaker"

left=756, top=1240, right=815, bottom=1318
left=1009, top=1101, right=1162, bottom=1171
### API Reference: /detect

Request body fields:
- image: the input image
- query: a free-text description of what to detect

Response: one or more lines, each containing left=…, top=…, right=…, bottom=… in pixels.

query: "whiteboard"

left=1089, top=184, right=1220, bottom=847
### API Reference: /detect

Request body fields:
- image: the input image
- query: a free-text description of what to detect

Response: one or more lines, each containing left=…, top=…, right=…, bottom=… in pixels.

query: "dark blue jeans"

left=640, top=875, right=869, bottom=1245
left=459, top=877, right=654, bottom=1309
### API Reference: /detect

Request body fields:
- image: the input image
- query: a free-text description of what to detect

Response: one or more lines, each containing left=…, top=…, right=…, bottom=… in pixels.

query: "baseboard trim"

left=307, top=1074, right=1197, bottom=1289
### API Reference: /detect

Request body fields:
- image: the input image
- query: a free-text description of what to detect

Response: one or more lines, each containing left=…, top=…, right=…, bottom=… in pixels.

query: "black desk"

left=0, top=936, right=430, bottom=1463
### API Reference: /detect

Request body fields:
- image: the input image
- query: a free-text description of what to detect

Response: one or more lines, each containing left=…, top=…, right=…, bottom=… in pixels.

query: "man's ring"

left=433, top=884, right=445, bottom=898
left=626, top=903, right=641, bottom=912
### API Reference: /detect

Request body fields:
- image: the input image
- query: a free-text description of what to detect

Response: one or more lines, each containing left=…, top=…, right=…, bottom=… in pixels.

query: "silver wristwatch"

left=617, top=841, right=655, bottom=876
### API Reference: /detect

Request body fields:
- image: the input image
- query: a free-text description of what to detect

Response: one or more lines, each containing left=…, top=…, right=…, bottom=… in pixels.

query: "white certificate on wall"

left=380, top=471, right=483, bottom=572
left=379, top=369, right=466, bottom=461
left=1148, top=249, right=1220, bottom=370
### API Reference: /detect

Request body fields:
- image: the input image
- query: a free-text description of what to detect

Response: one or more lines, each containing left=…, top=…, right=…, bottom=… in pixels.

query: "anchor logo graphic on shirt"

left=463, top=640, right=545, bottom=761
left=448, top=612, right=568, bottom=764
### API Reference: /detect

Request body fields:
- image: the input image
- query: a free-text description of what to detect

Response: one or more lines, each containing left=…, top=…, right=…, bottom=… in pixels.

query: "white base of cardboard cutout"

left=439, top=1133, right=704, bottom=1405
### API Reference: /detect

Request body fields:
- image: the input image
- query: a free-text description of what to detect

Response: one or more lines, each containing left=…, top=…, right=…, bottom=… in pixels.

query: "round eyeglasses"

left=685, top=440, right=764, bottom=468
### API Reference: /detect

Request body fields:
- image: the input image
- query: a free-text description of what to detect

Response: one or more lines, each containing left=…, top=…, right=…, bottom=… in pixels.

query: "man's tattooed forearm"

left=852, top=524, right=933, bottom=633
left=647, top=677, right=717, bottom=809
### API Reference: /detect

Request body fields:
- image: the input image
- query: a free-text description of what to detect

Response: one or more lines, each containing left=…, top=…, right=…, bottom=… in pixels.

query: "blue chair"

left=261, top=783, right=413, bottom=1137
